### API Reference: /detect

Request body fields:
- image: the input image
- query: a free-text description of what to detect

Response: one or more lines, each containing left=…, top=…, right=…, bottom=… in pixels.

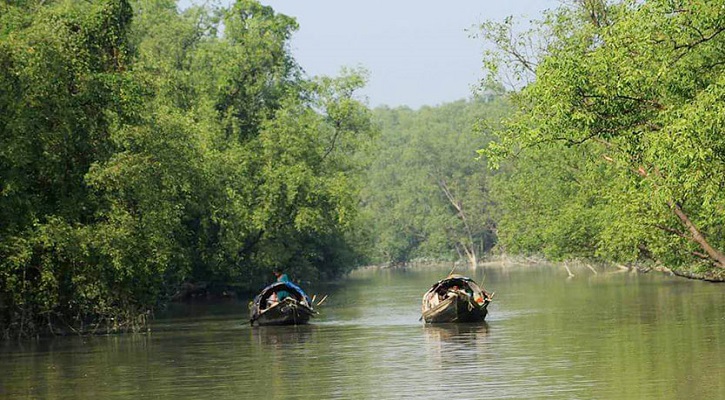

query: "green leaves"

left=1, top=0, right=375, bottom=337
left=480, top=0, right=725, bottom=276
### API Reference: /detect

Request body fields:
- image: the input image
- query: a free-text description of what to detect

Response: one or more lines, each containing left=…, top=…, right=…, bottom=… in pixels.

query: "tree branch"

left=653, top=224, right=688, bottom=239
left=672, top=26, right=725, bottom=64
left=321, top=121, right=341, bottom=161
left=668, top=201, right=725, bottom=269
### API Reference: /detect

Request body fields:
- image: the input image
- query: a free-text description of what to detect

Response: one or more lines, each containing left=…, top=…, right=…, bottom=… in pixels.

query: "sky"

left=183, top=0, right=560, bottom=109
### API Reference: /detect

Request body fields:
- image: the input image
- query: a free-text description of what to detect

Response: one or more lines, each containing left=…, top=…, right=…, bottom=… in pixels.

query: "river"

left=1, top=263, right=724, bottom=399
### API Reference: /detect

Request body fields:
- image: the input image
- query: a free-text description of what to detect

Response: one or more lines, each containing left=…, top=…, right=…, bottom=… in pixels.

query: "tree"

left=0, top=0, right=375, bottom=338
left=0, top=0, right=142, bottom=336
left=480, top=0, right=725, bottom=279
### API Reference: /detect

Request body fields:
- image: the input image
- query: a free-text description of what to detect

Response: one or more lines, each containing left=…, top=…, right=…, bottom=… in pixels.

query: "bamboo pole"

left=316, top=295, right=328, bottom=306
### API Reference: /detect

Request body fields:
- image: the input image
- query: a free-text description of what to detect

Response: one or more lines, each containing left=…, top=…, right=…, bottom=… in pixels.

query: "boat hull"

left=422, top=294, right=489, bottom=323
left=251, top=299, right=315, bottom=326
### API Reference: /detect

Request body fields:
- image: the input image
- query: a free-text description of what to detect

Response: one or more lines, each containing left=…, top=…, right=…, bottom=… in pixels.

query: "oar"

left=316, top=294, right=328, bottom=306
left=447, top=261, right=456, bottom=277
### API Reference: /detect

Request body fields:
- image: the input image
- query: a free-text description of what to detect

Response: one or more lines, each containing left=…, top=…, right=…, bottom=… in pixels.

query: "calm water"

left=1, top=263, right=724, bottom=399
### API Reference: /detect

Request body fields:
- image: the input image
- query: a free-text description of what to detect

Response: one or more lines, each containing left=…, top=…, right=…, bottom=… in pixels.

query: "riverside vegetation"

left=2, top=0, right=724, bottom=339
left=1, top=0, right=375, bottom=338
left=477, top=0, right=725, bottom=282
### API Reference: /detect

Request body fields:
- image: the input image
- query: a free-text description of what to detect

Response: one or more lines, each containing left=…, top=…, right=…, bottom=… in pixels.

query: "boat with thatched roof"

left=249, top=281, right=317, bottom=326
left=421, top=275, right=493, bottom=323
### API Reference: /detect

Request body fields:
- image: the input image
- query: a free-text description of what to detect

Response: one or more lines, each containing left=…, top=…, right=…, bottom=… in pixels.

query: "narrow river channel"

left=2, top=263, right=724, bottom=399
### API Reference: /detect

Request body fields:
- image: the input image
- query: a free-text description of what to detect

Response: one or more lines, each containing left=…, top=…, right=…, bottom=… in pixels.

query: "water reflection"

left=423, top=322, right=490, bottom=343
left=251, top=325, right=316, bottom=348
left=423, top=323, right=491, bottom=374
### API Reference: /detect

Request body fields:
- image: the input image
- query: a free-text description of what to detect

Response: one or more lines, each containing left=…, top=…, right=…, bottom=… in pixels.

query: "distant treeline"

left=360, top=99, right=508, bottom=268
left=0, top=0, right=374, bottom=338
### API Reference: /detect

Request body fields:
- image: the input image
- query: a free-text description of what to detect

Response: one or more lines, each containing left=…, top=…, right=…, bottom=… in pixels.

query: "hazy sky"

left=182, top=1, right=559, bottom=108
left=258, top=1, right=559, bottom=109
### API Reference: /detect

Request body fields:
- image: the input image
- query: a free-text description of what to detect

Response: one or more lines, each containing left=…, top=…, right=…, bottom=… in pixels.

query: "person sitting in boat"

left=473, top=288, right=493, bottom=304
left=273, top=269, right=291, bottom=301
left=266, top=291, right=279, bottom=308
left=449, top=284, right=473, bottom=299
left=446, top=285, right=462, bottom=298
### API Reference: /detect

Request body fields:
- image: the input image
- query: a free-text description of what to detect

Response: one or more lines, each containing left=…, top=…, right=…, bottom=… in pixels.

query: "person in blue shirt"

left=273, top=269, right=291, bottom=301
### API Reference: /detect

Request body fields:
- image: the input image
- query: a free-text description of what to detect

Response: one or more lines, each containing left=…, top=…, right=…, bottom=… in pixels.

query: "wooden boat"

left=421, top=275, right=492, bottom=323
left=249, top=281, right=317, bottom=326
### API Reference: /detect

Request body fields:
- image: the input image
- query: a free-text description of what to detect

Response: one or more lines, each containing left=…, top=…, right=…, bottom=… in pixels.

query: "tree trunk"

left=437, top=178, right=478, bottom=270
left=669, top=201, right=725, bottom=269
left=637, top=166, right=725, bottom=270
left=465, top=247, right=478, bottom=270
left=455, top=242, right=478, bottom=270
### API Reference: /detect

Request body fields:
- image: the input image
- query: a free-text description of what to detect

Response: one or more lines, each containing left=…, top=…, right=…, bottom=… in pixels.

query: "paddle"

left=315, top=294, right=328, bottom=306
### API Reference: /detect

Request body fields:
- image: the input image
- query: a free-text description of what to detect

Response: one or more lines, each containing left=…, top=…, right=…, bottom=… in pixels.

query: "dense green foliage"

left=360, top=98, right=509, bottom=267
left=0, top=0, right=374, bottom=338
left=480, top=0, right=725, bottom=279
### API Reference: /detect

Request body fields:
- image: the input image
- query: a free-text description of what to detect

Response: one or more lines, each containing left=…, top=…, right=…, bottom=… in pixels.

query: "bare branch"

left=653, top=224, right=688, bottom=239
